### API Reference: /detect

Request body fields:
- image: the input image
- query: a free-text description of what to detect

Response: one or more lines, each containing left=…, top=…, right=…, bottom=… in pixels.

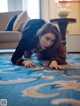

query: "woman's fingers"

left=49, top=65, right=64, bottom=70
left=27, top=61, right=35, bottom=67
left=23, top=60, right=64, bottom=69
left=23, top=60, right=35, bottom=67
left=26, top=63, right=35, bottom=67
left=58, top=65, right=64, bottom=70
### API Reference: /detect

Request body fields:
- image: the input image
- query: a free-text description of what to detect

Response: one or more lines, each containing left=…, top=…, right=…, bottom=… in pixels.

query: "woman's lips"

left=44, top=46, right=49, bottom=49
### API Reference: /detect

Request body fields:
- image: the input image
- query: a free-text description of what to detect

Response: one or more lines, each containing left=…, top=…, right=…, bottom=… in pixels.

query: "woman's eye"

left=46, top=37, right=50, bottom=41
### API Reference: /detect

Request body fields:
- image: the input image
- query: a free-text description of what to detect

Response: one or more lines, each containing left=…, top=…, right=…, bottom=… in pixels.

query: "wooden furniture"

left=50, top=18, right=76, bottom=47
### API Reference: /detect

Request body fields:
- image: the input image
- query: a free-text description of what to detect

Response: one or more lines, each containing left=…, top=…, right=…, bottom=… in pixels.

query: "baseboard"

left=67, top=52, right=80, bottom=54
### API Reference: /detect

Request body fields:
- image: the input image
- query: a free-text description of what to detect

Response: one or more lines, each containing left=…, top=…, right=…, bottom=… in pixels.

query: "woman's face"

left=39, top=33, right=56, bottom=50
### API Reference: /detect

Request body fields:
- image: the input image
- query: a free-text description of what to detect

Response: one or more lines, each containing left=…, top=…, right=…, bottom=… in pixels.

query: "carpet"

left=0, top=53, right=80, bottom=106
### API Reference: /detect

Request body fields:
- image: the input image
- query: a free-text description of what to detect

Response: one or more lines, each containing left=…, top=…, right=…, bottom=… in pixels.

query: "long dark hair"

left=36, top=23, right=61, bottom=49
left=36, top=23, right=62, bottom=59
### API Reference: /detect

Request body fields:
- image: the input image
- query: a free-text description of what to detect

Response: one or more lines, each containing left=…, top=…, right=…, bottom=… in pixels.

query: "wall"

left=41, top=0, right=80, bottom=35
left=40, top=0, right=50, bottom=22
left=67, top=3, right=80, bottom=34
left=66, top=34, right=80, bottom=52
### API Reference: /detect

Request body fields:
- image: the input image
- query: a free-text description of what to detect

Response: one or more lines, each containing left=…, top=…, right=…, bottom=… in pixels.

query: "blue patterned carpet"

left=0, top=53, right=80, bottom=106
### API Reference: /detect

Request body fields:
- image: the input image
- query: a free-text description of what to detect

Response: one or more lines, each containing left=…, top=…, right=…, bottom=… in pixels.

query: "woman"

left=11, top=19, right=67, bottom=70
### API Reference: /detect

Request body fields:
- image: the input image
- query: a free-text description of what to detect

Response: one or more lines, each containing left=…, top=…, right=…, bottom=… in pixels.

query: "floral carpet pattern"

left=0, top=53, right=80, bottom=106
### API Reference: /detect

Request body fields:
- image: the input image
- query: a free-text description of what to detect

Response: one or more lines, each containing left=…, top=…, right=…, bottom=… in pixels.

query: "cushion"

left=5, top=15, right=17, bottom=31
left=20, top=16, right=30, bottom=32
left=13, top=11, right=29, bottom=31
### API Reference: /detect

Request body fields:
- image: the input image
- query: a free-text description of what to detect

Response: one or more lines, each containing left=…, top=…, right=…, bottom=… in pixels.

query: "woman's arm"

left=50, top=45, right=67, bottom=64
left=11, top=36, right=28, bottom=65
left=48, top=45, right=67, bottom=69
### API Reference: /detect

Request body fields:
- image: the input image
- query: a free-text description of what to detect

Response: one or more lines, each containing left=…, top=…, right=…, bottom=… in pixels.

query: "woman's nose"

left=47, top=41, right=52, bottom=46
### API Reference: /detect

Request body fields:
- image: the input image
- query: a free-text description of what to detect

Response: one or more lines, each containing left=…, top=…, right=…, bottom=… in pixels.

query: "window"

left=23, top=0, right=40, bottom=19
left=0, top=0, right=40, bottom=19
left=0, top=0, right=8, bottom=13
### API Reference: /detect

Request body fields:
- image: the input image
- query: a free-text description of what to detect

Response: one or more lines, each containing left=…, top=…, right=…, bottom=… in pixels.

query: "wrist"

left=22, top=60, right=27, bottom=65
left=49, top=59, right=57, bottom=65
left=16, top=58, right=25, bottom=65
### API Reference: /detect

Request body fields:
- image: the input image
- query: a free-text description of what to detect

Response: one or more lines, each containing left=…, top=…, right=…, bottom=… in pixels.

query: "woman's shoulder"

left=22, top=19, right=46, bottom=39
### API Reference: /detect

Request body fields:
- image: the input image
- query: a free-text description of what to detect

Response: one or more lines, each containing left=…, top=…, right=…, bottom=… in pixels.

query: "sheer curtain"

left=0, top=0, right=40, bottom=19
left=23, top=0, right=40, bottom=19
left=0, top=0, right=8, bottom=13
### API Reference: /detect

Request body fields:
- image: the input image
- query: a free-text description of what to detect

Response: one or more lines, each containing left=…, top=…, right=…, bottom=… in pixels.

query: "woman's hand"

left=22, top=60, right=35, bottom=67
left=49, top=60, right=64, bottom=70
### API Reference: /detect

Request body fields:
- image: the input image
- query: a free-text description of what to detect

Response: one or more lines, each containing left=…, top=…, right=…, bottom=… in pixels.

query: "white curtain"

left=8, top=0, right=40, bottom=19
left=0, top=0, right=8, bottom=12
left=23, top=0, right=40, bottom=19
